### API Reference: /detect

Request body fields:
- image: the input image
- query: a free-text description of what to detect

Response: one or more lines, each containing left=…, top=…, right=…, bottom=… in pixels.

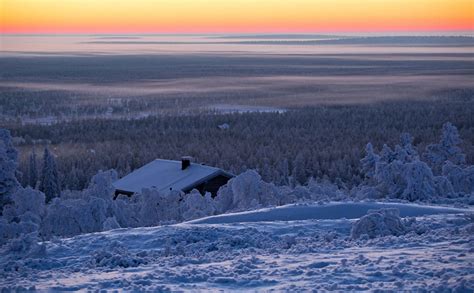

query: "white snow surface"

left=1, top=201, right=473, bottom=292
left=190, top=201, right=470, bottom=224
left=209, top=104, right=287, bottom=114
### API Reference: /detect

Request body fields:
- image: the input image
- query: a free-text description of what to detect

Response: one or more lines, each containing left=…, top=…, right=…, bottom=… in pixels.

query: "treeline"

left=1, top=121, right=472, bottom=244
left=0, top=87, right=183, bottom=120
left=8, top=98, right=474, bottom=191
left=0, top=86, right=253, bottom=123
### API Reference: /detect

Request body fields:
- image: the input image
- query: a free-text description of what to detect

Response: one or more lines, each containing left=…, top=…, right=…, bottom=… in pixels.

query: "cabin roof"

left=113, top=159, right=233, bottom=194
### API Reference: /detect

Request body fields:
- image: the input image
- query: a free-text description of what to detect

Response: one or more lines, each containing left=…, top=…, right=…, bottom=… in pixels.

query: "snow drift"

left=190, top=202, right=471, bottom=224
left=350, top=208, right=405, bottom=239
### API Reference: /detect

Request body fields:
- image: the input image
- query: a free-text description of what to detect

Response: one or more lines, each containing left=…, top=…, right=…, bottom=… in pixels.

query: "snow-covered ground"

left=1, top=202, right=473, bottom=291
left=208, top=104, right=287, bottom=114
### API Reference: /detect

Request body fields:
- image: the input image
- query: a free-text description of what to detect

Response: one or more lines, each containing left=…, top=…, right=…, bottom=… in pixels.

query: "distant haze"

left=2, top=35, right=474, bottom=56
left=1, top=35, right=473, bottom=115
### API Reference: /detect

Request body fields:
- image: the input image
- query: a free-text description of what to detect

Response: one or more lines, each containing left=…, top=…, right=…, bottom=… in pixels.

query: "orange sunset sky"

left=1, top=0, right=473, bottom=34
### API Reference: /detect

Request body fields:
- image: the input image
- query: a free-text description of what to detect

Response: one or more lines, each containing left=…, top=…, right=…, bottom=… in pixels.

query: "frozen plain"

left=1, top=201, right=473, bottom=292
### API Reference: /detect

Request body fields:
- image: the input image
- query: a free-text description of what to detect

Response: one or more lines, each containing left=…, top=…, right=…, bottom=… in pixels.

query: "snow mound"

left=92, top=241, right=147, bottom=268
left=351, top=208, right=405, bottom=239
left=190, top=201, right=471, bottom=224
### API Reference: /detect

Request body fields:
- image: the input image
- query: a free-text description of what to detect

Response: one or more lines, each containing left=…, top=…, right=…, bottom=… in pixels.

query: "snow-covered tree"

left=40, top=147, right=61, bottom=202
left=41, top=169, right=135, bottom=238
left=442, top=161, right=474, bottom=194
left=66, top=166, right=80, bottom=190
left=0, top=129, right=18, bottom=165
left=110, top=196, right=141, bottom=228
left=396, top=133, right=419, bottom=163
left=42, top=196, right=108, bottom=238
left=180, top=190, right=216, bottom=221
left=358, top=131, right=446, bottom=201
left=277, top=159, right=290, bottom=186
left=0, top=187, right=46, bottom=245
left=260, top=159, right=274, bottom=183
left=10, top=187, right=46, bottom=221
left=102, top=216, right=121, bottom=231
left=28, top=149, right=38, bottom=188
left=373, top=151, right=440, bottom=201
left=360, top=142, right=379, bottom=182
left=374, top=159, right=405, bottom=198
left=292, top=153, right=306, bottom=186
left=215, top=170, right=283, bottom=213
left=139, top=189, right=183, bottom=226
left=0, top=129, right=20, bottom=211
left=303, top=177, right=348, bottom=201
left=423, top=122, right=466, bottom=174
left=400, top=161, right=436, bottom=201
left=379, top=144, right=396, bottom=163
left=433, top=176, right=456, bottom=198
left=83, top=169, right=117, bottom=201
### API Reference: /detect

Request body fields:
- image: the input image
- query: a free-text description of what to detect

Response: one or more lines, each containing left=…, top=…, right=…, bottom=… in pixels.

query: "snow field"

left=1, top=202, right=473, bottom=291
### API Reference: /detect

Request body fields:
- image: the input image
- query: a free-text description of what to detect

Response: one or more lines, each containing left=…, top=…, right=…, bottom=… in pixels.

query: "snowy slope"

left=1, top=202, right=473, bottom=291
left=190, top=201, right=471, bottom=224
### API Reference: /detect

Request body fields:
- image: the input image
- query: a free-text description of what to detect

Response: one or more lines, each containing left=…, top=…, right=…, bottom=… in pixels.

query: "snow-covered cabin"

left=113, top=157, right=233, bottom=198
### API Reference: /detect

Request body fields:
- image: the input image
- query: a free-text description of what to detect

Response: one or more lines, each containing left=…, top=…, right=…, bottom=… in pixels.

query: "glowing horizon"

left=1, top=0, right=473, bottom=34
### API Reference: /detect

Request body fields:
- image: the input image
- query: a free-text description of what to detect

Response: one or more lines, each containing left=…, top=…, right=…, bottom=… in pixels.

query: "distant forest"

left=8, top=95, right=474, bottom=191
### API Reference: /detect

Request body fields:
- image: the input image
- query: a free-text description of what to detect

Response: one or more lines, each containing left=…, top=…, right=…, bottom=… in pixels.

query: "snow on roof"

left=113, top=159, right=231, bottom=194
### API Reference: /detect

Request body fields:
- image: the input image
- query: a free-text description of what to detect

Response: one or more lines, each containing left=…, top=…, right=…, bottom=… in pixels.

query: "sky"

left=1, top=0, right=473, bottom=34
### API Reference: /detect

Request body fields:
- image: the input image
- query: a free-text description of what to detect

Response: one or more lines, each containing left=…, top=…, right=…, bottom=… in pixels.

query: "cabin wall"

left=113, top=189, right=134, bottom=199
left=191, top=175, right=232, bottom=197
left=114, top=173, right=233, bottom=198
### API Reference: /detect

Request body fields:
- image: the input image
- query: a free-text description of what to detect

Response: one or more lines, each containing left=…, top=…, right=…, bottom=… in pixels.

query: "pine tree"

left=28, top=149, right=38, bottom=188
left=40, top=147, right=61, bottom=202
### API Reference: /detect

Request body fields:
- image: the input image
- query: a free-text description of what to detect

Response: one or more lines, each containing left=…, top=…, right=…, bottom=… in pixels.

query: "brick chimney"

left=181, top=156, right=192, bottom=170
